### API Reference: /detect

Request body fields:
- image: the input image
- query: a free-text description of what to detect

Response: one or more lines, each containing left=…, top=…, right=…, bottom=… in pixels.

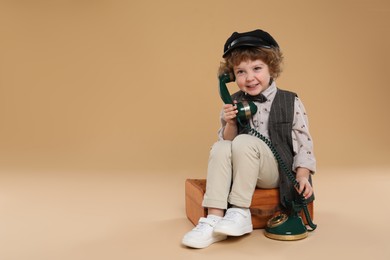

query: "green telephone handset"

left=218, top=74, right=317, bottom=240
left=218, top=73, right=258, bottom=125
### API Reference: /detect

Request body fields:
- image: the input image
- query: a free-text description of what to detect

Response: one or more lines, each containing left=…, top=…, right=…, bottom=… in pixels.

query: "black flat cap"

left=223, top=29, right=279, bottom=57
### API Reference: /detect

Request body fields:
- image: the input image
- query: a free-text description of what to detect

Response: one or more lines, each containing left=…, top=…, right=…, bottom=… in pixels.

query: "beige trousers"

left=202, top=134, right=279, bottom=209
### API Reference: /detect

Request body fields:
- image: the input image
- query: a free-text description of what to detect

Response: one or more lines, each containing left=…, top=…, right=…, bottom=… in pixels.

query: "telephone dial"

left=218, top=73, right=317, bottom=241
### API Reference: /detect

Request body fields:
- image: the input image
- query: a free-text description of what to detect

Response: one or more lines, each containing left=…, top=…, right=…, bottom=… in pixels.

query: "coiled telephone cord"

left=246, top=126, right=317, bottom=231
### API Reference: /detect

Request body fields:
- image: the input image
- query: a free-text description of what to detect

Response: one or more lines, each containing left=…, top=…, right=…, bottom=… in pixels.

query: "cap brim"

left=222, top=37, right=273, bottom=58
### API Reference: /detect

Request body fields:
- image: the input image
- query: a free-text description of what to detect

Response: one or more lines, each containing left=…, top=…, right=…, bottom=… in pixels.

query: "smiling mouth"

left=247, top=83, right=259, bottom=88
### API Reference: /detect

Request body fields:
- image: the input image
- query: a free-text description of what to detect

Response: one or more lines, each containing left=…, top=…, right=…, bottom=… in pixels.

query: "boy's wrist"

left=226, top=121, right=237, bottom=127
left=296, top=167, right=310, bottom=180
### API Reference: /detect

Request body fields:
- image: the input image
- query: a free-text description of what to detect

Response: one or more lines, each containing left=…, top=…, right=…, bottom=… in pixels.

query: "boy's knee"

left=232, top=134, right=256, bottom=152
left=210, top=140, right=232, bottom=159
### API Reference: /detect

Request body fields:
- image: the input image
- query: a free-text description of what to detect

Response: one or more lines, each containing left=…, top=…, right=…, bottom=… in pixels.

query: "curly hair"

left=218, top=47, right=284, bottom=80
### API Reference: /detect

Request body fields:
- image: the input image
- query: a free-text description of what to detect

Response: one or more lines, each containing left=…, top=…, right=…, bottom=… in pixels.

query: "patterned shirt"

left=217, top=82, right=316, bottom=173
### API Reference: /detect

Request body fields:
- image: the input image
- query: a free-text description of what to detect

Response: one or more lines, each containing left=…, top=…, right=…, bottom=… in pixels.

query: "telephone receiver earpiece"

left=218, top=73, right=258, bottom=126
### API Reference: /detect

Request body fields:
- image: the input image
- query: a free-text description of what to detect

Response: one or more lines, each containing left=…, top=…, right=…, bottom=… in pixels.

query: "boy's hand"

left=223, top=100, right=238, bottom=125
left=295, top=167, right=313, bottom=200
left=295, top=177, right=313, bottom=200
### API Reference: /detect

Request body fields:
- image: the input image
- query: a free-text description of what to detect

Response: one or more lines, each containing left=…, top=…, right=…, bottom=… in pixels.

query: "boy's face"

left=233, top=59, right=272, bottom=96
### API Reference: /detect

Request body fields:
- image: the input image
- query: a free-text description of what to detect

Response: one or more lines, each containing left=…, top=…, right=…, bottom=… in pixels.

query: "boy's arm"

left=222, top=121, right=238, bottom=141
left=292, top=97, right=316, bottom=173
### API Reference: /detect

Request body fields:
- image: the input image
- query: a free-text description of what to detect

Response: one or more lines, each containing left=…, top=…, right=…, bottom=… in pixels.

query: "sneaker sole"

left=182, top=235, right=227, bottom=249
left=214, top=224, right=253, bottom=236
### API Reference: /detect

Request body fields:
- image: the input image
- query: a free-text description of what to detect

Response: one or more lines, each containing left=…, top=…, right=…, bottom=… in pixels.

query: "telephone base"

left=264, top=230, right=308, bottom=241
left=264, top=213, right=309, bottom=241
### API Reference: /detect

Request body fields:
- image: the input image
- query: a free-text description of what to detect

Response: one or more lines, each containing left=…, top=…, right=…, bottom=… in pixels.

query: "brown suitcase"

left=185, top=179, right=314, bottom=229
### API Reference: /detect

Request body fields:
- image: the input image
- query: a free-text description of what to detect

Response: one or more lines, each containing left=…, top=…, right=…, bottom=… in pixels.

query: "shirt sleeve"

left=217, top=108, right=226, bottom=141
left=292, top=97, right=316, bottom=173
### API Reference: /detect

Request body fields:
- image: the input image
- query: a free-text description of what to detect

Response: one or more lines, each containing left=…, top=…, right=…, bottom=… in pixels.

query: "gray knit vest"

left=235, top=88, right=314, bottom=209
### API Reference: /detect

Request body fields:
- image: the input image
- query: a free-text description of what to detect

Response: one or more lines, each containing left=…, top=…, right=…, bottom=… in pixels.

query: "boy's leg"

left=202, top=140, right=233, bottom=210
left=214, top=134, right=279, bottom=236
left=229, top=134, right=279, bottom=207
left=182, top=140, right=232, bottom=248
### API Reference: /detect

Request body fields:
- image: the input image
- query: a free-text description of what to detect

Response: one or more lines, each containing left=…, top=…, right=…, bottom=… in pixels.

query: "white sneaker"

left=182, top=216, right=227, bottom=248
left=213, top=208, right=253, bottom=236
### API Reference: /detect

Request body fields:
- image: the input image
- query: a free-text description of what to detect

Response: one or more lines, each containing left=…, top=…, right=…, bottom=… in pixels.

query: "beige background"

left=0, top=0, right=389, bottom=259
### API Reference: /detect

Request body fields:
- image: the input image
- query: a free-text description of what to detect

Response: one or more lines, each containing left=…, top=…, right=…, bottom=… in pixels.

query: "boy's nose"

left=246, top=72, right=255, bottom=81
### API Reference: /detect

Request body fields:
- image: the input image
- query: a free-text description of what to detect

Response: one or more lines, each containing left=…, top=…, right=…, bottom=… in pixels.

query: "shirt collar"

left=261, top=81, right=277, bottom=99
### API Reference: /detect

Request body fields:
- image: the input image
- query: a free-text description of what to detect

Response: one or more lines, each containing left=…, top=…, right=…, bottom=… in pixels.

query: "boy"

left=182, top=29, right=316, bottom=248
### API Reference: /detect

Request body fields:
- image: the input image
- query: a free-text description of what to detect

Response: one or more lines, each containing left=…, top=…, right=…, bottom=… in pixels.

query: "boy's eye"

left=236, top=70, right=244, bottom=75
left=254, top=66, right=262, bottom=71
